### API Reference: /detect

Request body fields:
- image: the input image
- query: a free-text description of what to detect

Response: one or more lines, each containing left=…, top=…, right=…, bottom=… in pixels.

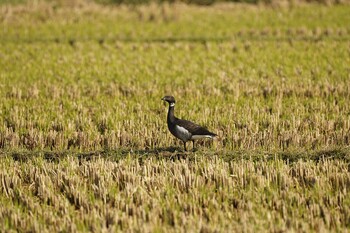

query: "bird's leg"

left=192, top=140, right=195, bottom=151
left=183, top=141, right=187, bottom=152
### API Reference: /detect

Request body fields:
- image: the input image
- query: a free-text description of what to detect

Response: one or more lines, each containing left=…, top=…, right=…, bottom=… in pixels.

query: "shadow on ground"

left=1, top=147, right=349, bottom=163
left=2, top=146, right=194, bottom=163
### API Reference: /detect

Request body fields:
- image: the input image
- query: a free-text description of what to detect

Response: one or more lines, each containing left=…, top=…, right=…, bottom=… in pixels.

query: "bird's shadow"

left=119, top=146, right=195, bottom=161
left=133, top=146, right=198, bottom=154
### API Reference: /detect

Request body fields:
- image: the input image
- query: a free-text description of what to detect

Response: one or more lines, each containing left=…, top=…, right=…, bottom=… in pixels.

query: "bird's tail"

left=210, top=133, right=218, bottom=140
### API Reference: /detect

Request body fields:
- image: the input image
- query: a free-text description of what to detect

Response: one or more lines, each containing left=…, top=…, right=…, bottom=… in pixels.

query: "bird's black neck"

left=167, top=105, right=176, bottom=124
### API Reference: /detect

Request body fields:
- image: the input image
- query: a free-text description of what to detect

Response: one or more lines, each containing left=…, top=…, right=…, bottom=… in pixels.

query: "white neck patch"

left=170, top=103, right=175, bottom=107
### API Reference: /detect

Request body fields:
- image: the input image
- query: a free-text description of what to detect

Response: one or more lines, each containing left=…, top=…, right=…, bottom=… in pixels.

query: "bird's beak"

left=161, top=97, right=165, bottom=101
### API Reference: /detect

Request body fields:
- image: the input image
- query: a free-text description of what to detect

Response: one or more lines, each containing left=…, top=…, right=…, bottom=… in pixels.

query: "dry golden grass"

left=0, top=155, right=349, bottom=232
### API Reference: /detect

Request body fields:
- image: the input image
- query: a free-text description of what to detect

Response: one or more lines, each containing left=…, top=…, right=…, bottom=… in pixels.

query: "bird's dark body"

left=162, top=95, right=217, bottom=151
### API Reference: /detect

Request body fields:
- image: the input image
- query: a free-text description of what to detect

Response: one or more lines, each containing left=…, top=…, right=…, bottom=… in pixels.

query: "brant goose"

left=161, top=96, right=217, bottom=151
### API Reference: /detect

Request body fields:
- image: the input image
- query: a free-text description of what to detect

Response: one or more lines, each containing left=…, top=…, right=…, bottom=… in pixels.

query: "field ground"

left=0, top=1, right=350, bottom=232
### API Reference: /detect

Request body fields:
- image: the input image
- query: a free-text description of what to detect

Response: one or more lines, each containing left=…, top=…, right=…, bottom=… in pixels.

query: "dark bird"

left=161, top=95, right=217, bottom=151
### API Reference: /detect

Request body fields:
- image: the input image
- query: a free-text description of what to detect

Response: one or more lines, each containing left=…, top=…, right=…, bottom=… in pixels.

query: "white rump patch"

left=175, top=125, right=191, bottom=141
left=191, top=135, right=215, bottom=140
left=170, top=103, right=175, bottom=107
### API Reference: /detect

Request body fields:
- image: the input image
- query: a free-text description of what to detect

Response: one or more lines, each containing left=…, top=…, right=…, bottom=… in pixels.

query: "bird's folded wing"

left=176, top=119, right=216, bottom=136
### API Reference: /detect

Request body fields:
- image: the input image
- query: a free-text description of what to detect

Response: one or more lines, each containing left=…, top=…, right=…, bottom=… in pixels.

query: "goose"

left=161, top=96, right=217, bottom=151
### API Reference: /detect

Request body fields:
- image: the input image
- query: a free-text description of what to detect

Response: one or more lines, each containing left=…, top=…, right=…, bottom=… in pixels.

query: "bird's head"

left=161, top=96, right=176, bottom=107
